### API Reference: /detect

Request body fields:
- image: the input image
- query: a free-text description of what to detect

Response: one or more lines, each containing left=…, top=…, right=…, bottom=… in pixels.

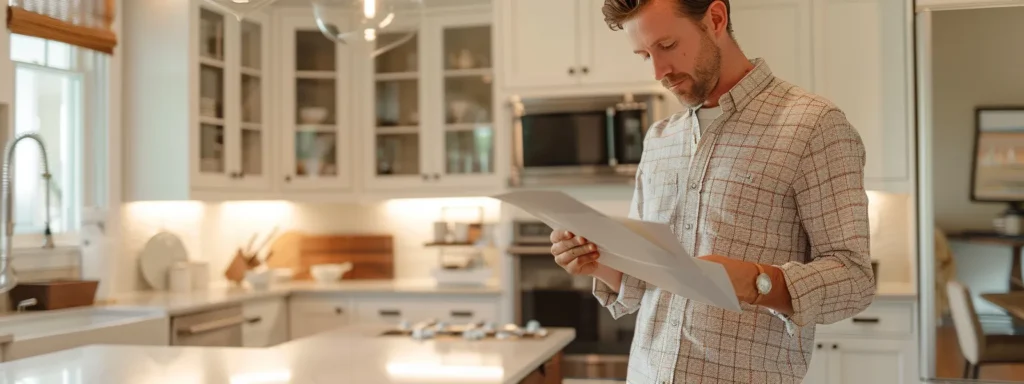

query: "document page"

left=494, top=190, right=741, bottom=312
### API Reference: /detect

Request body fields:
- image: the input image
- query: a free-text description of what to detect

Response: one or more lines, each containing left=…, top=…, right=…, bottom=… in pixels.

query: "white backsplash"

left=115, top=188, right=914, bottom=294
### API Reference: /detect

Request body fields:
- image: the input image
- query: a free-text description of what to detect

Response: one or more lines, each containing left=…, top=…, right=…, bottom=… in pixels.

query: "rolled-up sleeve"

left=592, top=165, right=647, bottom=318
left=779, top=108, right=876, bottom=327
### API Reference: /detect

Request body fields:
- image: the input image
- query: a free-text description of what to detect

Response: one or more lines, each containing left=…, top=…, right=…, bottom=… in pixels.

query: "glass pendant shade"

left=312, top=0, right=424, bottom=57
left=202, top=0, right=277, bottom=21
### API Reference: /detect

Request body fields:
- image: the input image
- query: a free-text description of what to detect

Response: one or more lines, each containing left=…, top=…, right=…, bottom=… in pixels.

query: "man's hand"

left=549, top=229, right=601, bottom=275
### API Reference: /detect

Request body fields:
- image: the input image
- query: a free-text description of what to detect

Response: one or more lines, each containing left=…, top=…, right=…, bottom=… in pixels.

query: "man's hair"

left=602, top=0, right=733, bottom=36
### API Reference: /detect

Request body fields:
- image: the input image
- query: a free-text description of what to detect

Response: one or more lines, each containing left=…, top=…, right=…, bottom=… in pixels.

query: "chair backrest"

left=946, top=280, right=985, bottom=364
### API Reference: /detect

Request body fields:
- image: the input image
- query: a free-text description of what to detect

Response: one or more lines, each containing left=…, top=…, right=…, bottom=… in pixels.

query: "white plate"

left=138, top=231, right=189, bottom=290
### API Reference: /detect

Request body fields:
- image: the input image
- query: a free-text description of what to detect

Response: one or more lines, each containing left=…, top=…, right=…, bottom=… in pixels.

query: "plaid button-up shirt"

left=593, top=58, right=876, bottom=383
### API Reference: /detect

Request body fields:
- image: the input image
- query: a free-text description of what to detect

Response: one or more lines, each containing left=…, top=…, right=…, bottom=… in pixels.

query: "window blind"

left=7, top=0, right=117, bottom=54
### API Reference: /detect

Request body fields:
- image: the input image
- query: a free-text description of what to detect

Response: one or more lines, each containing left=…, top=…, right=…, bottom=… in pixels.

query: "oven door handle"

left=178, top=316, right=246, bottom=335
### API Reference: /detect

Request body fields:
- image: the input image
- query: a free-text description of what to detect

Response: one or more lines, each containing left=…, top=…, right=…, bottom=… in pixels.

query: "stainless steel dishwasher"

left=170, top=305, right=244, bottom=346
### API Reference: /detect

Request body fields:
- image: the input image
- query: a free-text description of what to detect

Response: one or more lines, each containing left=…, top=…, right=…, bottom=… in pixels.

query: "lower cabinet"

left=803, top=300, right=918, bottom=384
left=242, top=297, right=289, bottom=347
left=288, top=296, right=353, bottom=340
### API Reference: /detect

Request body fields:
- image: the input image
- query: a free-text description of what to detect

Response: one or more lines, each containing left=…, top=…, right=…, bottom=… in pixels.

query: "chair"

left=946, top=280, right=1024, bottom=379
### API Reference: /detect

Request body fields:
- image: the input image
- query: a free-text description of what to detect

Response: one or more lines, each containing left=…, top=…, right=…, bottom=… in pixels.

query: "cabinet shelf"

left=199, top=116, right=225, bottom=125
left=376, top=126, right=420, bottom=135
left=199, top=56, right=225, bottom=68
left=296, top=124, right=336, bottom=132
left=375, top=71, right=419, bottom=81
left=296, top=71, right=336, bottom=79
left=241, top=67, right=261, bottom=76
left=444, top=68, right=492, bottom=78
left=445, top=123, right=491, bottom=132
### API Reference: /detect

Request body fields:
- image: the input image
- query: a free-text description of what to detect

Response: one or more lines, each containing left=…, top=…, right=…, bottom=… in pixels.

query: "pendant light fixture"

left=202, top=0, right=278, bottom=21
left=312, top=0, right=424, bottom=58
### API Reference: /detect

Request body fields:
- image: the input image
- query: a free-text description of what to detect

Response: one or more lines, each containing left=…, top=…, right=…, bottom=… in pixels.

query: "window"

left=9, top=33, right=105, bottom=245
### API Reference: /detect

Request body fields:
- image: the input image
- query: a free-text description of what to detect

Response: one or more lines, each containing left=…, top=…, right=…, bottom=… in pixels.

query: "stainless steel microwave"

left=508, top=93, right=667, bottom=187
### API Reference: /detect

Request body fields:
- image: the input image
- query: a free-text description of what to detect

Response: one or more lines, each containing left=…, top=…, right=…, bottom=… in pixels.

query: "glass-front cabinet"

left=363, top=10, right=498, bottom=190
left=194, top=5, right=271, bottom=190
left=278, top=10, right=353, bottom=190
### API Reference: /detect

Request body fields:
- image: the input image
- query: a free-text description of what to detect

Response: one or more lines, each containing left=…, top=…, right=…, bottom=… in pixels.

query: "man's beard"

left=662, top=31, right=722, bottom=109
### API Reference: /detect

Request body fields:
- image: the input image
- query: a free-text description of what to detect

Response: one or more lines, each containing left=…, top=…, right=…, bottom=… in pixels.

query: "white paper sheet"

left=493, top=190, right=742, bottom=312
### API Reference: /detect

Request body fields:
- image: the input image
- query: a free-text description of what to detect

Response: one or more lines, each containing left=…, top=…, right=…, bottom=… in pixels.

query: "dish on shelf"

left=310, top=262, right=353, bottom=283
left=299, top=107, right=328, bottom=124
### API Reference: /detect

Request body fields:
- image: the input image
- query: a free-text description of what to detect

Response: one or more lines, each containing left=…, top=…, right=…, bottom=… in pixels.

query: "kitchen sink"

left=0, top=307, right=170, bottom=362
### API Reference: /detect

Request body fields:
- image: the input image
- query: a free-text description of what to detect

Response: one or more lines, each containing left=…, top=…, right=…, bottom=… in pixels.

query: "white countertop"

left=874, top=281, right=917, bottom=301
left=101, top=279, right=502, bottom=316
left=0, top=324, right=575, bottom=384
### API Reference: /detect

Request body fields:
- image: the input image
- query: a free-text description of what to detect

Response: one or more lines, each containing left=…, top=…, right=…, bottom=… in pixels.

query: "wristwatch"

left=753, top=264, right=772, bottom=304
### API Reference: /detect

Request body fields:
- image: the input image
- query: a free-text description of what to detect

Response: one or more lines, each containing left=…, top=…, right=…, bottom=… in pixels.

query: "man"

left=547, top=0, right=876, bottom=382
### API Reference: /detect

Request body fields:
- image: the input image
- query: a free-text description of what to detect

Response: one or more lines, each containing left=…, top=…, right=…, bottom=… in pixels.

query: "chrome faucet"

left=0, top=133, right=54, bottom=294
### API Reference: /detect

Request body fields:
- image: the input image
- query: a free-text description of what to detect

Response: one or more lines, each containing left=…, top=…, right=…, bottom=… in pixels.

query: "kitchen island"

left=0, top=323, right=574, bottom=384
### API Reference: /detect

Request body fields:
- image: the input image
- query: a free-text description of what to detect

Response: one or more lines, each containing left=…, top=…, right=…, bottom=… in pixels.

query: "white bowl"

left=244, top=269, right=272, bottom=290
left=310, top=263, right=353, bottom=284
left=299, top=107, right=329, bottom=124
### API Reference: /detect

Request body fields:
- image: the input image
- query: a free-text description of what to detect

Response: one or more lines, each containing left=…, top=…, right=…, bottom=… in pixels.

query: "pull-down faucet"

left=0, top=132, right=54, bottom=294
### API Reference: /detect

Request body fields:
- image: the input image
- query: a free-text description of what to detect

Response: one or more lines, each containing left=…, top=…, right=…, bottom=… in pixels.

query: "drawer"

left=289, top=297, right=353, bottom=339
left=817, top=302, right=913, bottom=337
left=242, top=297, right=288, bottom=347
left=353, top=297, right=429, bottom=324
left=425, top=301, right=500, bottom=324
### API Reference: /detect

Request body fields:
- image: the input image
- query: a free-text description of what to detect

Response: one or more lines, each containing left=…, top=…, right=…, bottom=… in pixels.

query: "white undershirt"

left=693, top=106, right=723, bottom=148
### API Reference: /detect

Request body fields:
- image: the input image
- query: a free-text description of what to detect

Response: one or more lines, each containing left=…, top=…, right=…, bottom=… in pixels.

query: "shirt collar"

left=715, top=57, right=775, bottom=113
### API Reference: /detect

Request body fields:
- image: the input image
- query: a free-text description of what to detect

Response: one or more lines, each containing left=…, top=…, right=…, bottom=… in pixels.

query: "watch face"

left=756, top=273, right=772, bottom=294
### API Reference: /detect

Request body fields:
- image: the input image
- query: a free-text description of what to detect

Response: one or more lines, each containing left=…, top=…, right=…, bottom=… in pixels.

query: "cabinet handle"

left=422, top=174, right=429, bottom=181
left=334, top=307, right=343, bottom=315
left=450, top=310, right=473, bottom=318
left=245, top=316, right=262, bottom=324
left=432, top=173, right=440, bottom=180
left=581, top=66, right=589, bottom=74
left=568, top=67, right=576, bottom=75
left=285, top=175, right=292, bottom=182
left=851, top=317, right=880, bottom=324
left=379, top=309, right=401, bottom=317
left=816, top=343, right=822, bottom=350
left=832, top=344, right=839, bottom=350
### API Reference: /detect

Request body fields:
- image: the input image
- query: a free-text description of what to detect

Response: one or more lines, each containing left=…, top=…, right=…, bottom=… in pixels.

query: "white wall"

left=931, top=6, right=1024, bottom=314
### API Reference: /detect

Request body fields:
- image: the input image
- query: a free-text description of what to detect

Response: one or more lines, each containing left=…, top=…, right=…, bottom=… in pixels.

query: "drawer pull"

left=379, top=309, right=401, bottom=317
left=852, top=317, right=880, bottom=324
left=245, top=316, right=262, bottom=324
left=451, top=310, right=474, bottom=318
left=335, top=307, right=344, bottom=315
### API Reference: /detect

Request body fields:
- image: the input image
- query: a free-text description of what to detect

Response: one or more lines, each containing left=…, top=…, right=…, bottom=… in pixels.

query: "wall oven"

left=509, top=220, right=635, bottom=380
left=509, top=93, right=666, bottom=187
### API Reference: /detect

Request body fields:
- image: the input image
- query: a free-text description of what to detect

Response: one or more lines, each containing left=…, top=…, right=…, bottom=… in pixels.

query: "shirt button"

left=671, top=319, right=681, bottom=327
left=689, top=182, right=698, bottom=190
left=684, top=223, right=692, bottom=230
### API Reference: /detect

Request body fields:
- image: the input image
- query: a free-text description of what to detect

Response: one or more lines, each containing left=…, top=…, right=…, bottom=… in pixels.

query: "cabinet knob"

left=816, top=343, right=823, bottom=349
left=285, top=175, right=292, bottom=182
left=335, top=307, right=343, bottom=315
left=245, top=316, right=262, bottom=324
left=422, top=174, right=429, bottom=181
left=432, top=173, right=440, bottom=180
left=568, top=67, right=576, bottom=75
left=451, top=310, right=473, bottom=318
left=832, top=344, right=839, bottom=350
left=581, top=66, right=589, bottom=74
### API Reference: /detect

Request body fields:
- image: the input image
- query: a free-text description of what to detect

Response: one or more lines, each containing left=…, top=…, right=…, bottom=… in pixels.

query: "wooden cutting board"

left=266, top=231, right=394, bottom=280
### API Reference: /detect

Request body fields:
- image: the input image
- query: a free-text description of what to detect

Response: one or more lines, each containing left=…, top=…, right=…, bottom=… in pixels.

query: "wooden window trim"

left=7, top=0, right=117, bottom=55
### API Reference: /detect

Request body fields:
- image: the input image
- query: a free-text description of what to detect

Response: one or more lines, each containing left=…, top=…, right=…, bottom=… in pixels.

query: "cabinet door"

left=500, top=0, right=580, bottom=89
left=828, top=339, right=911, bottom=384
left=242, top=297, right=288, bottom=347
left=289, top=298, right=351, bottom=340
left=814, top=0, right=910, bottom=191
left=194, top=5, right=234, bottom=188
left=233, top=13, right=273, bottom=190
left=730, top=0, right=814, bottom=90
left=429, top=13, right=502, bottom=188
left=278, top=12, right=353, bottom=191
left=363, top=25, right=431, bottom=190
left=577, top=0, right=655, bottom=87
left=802, top=342, right=831, bottom=384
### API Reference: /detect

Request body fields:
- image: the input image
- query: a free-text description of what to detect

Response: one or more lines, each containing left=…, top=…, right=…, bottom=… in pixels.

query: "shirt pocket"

left=641, top=169, right=679, bottom=223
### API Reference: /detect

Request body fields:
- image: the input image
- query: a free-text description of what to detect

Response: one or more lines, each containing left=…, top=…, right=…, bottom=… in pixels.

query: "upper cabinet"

left=277, top=8, right=354, bottom=192
left=124, top=0, right=272, bottom=201
left=498, top=0, right=658, bottom=93
left=361, top=6, right=501, bottom=192
left=730, top=0, right=814, bottom=90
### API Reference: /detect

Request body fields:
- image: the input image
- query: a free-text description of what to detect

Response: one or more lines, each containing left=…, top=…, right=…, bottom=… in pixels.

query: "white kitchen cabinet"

left=275, top=8, right=355, bottom=192
left=123, top=0, right=273, bottom=201
left=803, top=300, right=918, bottom=384
left=350, top=294, right=501, bottom=325
left=243, top=297, right=289, bottom=347
left=915, top=0, right=1024, bottom=10
left=812, top=0, right=913, bottom=193
left=731, top=0, right=815, bottom=91
left=288, top=296, right=353, bottom=340
left=361, top=5, right=502, bottom=191
left=498, top=0, right=658, bottom=92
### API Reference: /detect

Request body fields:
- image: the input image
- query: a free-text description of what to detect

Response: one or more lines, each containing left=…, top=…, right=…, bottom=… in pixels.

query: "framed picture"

left=970, top=107, right=1024, bottom=203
